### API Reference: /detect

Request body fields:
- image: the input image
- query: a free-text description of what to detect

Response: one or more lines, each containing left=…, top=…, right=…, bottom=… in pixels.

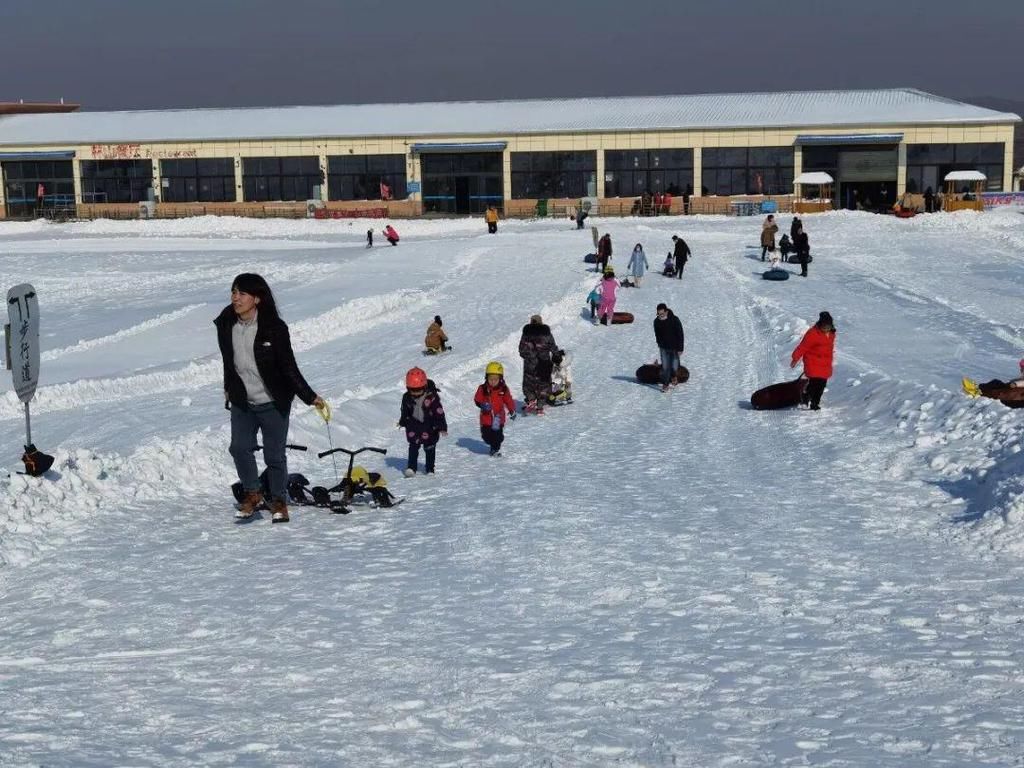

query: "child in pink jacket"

left=596, top=269, right=618, bottom=325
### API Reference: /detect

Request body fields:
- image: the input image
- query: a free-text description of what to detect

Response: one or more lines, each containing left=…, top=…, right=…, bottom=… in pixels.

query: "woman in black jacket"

left=214, top=273, right=325, bottom=523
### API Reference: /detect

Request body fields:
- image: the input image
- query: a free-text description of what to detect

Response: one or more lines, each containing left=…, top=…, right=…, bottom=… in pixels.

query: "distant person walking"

left=485, top=205, right=499, bottom=234
left=596, top=232, right=613, bottom=273
left=627, top=243, right=649, bottom=286
left=671, top=235, right=690, bottom=278
left=761, top=214, right=778, bottom=261
left=794, top=226, right=811, bottom=277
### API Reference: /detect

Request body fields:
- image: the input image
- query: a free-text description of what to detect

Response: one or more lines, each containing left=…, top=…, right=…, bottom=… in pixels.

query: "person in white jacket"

left=548, top=349, right=574, bottom=405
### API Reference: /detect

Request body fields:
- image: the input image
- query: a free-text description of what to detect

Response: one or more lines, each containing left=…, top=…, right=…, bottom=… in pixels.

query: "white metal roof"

left=793, top=172, right=834, bottom=185
left=945, top=170, right=987, bottom=181
left=0, top=88, right=1017, bottom=147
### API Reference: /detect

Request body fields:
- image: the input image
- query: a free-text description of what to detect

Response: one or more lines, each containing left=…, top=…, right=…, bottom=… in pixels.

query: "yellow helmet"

left=485, top=361, right=504, bottom=376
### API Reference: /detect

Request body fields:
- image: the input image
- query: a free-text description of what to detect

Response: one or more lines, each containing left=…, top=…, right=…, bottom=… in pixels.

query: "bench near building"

left=0, top=88, right=1017, bottom=220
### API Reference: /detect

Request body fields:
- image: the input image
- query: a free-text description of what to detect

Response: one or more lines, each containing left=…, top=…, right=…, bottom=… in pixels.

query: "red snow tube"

left=751, top=377, right=808, bottom=410
left=894, top=208, right=916, bottom=219
left=612, top=312, right=634, bottom=324
left=635, top=363, right=689, bottom=385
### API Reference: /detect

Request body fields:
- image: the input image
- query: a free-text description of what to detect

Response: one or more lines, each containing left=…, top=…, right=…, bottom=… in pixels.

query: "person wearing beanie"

left=424, top=315, right=449, bottom=353
left=791, top=311, right=836, bottom=410
left=671, top=235, right=691, bottom=279
left=518, top=314, right=558, bottom=413
left=653, top=303, right=685, bottom=391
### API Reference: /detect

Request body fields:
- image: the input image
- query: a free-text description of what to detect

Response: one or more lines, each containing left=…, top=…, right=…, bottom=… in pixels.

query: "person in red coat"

left=474, top=361, right=517, bottom=456
left=790, top=311, right=836, bottom=411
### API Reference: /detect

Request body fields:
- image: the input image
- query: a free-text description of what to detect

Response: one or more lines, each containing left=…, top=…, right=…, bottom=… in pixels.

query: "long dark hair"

left=231, top=273, right=281, bottom=321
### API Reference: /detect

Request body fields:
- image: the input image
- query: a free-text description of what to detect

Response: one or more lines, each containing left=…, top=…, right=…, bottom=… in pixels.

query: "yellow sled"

left=962, top=377, right=982, bottom=398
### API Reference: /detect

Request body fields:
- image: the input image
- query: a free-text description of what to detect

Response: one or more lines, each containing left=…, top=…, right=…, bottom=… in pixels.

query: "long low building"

left=0, top=88, right=1017, bottom=219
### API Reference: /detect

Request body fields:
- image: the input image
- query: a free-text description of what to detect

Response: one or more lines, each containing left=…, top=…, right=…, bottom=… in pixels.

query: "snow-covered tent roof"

left=944, top=170, right=987, bottom=181
left=0, top=88, right=1018, bottom=146
left=793, top=172, right=834, bottom=185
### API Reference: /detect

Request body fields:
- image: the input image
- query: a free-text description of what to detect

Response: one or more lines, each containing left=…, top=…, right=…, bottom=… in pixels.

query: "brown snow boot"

left=235, top=490, right=263, bottom=519
left=270, top=499, right=290, bottom=524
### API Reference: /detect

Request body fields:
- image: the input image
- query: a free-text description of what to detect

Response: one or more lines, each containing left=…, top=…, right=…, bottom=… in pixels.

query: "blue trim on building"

left=795, top=134, right=903, bottom=145
left=0, top=150, right=76, bottom=160
left=411, top=142, right=507, bottom=153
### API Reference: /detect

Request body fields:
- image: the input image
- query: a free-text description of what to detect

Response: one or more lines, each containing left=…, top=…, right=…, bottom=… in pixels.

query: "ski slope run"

left=1, top=211, right=1023, bottom=766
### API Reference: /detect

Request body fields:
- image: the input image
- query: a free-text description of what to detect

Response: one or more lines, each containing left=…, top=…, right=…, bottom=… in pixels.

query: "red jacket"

left=474, top=380, right=516, bottom=428
left=791, top=326, right=835, bottom=379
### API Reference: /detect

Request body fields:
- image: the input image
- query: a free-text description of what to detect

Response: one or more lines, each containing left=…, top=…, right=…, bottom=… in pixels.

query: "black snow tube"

left=762, top=268, right=790, bottom=281
left=636, top=363, right=690, bottom=385
left=750, top=377, right=807, bottom=410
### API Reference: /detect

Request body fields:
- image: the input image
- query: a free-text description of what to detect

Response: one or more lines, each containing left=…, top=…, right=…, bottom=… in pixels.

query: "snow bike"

left=312, top=446, right=403, bottom=514
left=230, top=444, right=319, bottom=511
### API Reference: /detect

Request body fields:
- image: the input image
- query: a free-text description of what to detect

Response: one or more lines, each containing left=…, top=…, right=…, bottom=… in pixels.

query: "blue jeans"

left=659, top=348, right=680, bottom=386
left=229, top=402, right=290, bottom=502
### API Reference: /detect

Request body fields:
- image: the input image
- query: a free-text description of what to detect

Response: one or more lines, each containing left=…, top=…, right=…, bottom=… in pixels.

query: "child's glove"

left=479, top=402, right=492, bottom=412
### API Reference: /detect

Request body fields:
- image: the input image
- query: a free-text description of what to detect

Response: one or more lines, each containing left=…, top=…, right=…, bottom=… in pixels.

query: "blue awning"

left=410, top=142, right=507, bottom=153
left=795, top=134, right=903, bottom=145
left=0, top=150, right=76, bottom=160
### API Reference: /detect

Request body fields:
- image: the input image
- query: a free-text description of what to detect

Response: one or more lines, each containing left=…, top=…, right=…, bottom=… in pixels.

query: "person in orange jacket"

left=791, top=311, right=836, bottom=411
left=474, top=361, right=517, bottom=456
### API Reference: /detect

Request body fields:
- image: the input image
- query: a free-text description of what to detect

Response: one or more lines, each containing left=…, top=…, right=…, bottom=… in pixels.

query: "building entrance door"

left=421, top=152, right=504, bottom=215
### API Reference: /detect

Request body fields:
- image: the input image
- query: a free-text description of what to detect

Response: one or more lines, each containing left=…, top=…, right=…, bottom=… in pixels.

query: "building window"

left=326, top=154, right=406, bottom=201
left=905, top=143, right=1003, bottom=193
left=603, top=149, right=693, bottom=198
left=242, top=156, right=321, bottom=202
left=510, top=151, right=596, bottom=199
left=161, top=158, right=236, bottom=203
left=702, top=147, right=793, bottom=195
left=80, top=160, right=153, bottom=203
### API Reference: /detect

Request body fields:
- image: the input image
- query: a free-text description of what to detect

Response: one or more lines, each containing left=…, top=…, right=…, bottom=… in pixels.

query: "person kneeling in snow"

left=398, top=367, right=447, bottom=476
left=424, top=315, right=449, bottom=353
left=547, top=349, right=574, bottom=405
left=383, top=224, right=400, bottom=246
left=474, top=361, right=517, bottom=456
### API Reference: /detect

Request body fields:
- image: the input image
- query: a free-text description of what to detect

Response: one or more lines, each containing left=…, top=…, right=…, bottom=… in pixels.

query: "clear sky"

left=3, top=0, right=1021, bottom=110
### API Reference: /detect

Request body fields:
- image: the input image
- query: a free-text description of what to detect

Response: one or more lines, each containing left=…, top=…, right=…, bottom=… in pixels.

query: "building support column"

left=1003, top=137, right=1014, bottom=192
left=318, top=153, right=328, bottom=201
left=151, top=158, right=162, bottom=202
left=896, top=142, right=907, bottom=196
left=595, top=149, right=605, bottom=199
left=234, top=156, right=243, bottom=203
left=73, top=154, right=84, bottom=208
left=502, top=147, right=512, bottom=209
left=692, top=147, right=702, bottom=196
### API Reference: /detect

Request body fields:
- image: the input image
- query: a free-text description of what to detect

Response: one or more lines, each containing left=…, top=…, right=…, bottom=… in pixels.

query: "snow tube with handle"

left=584, top=253, right=598, bottom=264
left=612, top=312, right=634, bottom=324
left=751, top=377, right=807, bottom=410
left=785, top=254, right=813, bottom=264
left=636, top=363, right=690, bottom=385
left=762, top=268, right=790, bottom=281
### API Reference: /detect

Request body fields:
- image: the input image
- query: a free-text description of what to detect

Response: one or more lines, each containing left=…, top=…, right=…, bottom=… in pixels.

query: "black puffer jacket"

left=214, top=306, right=317, bottom=414
left=653, top=310, right=685, bottom=352
left=673, top=238, right=691, bottom=263
left=518, top=323, right=557, bottom=371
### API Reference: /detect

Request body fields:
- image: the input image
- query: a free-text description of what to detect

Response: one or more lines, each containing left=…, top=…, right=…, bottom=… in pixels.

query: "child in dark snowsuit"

left=474, top=362, right=517, bottom=456
left=366, top=229, right=373, bottom=248
left=398, top=367, right=447, bottom=475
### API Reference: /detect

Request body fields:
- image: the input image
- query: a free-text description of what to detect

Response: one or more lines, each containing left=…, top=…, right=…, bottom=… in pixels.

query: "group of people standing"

left=762, top=214, right=811, bottom=277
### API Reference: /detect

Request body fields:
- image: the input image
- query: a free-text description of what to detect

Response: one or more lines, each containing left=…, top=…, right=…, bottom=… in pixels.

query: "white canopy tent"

left=793, top=171, right=833, bottom=210
left=943, top=170, right=987, bottom=183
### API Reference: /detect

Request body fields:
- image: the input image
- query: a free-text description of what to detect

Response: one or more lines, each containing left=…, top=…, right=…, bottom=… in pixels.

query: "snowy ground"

left=2, top=210, right=1024, bottom=766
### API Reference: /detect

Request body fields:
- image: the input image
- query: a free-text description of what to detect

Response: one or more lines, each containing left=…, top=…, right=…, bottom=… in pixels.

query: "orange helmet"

left=405, top=367, right=427, bottom=389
